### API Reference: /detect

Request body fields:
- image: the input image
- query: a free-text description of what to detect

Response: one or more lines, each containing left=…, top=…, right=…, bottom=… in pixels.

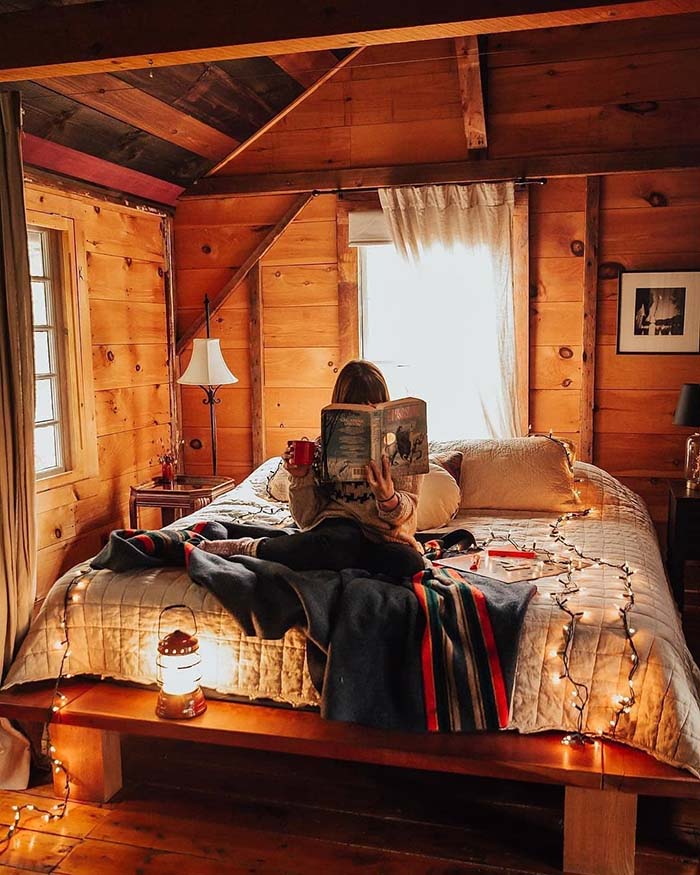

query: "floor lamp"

left=178, top=296, right=238, bottom=476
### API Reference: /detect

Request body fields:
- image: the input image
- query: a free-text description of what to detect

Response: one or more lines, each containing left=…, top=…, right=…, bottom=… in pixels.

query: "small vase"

left=161, top=461, right=175, bottom=484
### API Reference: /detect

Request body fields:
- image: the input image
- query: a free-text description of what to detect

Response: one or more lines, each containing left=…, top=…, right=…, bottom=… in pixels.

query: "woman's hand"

left=367, top=455, right=396, bottom=504
left=283, top=444, right=312, bottom=479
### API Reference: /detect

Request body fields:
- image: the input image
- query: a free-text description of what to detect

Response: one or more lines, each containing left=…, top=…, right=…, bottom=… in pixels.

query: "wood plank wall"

left=27, top=182, right=171, bottom=597
left=174, top=13, right=700, bottom=537
left=175, top=194, right=339, bottom=480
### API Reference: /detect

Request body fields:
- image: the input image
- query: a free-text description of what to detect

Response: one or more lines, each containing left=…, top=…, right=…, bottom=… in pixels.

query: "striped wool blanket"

left=93, top=524, right=535, bottom=733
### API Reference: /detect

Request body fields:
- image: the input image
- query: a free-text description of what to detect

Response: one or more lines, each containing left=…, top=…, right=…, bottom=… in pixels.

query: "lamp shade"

left=673, top=383, right=700, bottom=427
left=178, top=338, right=238, bottom=387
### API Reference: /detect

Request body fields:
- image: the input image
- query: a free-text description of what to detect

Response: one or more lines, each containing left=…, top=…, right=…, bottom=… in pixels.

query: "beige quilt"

left=5, top=459, right=700, bottom=777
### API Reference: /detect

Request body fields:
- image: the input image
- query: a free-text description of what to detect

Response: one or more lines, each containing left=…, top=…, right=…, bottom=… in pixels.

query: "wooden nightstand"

left=129, top=475, right=236, bottom=529
left=667, top=480, right=700, bottom=612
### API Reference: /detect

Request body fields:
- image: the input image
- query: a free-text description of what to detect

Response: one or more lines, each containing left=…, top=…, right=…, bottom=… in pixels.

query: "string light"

left=1, top=568, right=93, bottom=847
left=474, top=508, right=639, bottom=747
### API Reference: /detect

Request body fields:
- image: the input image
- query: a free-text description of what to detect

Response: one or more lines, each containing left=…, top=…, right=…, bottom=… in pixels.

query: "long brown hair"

left=331, top=360, right=390, bottom=405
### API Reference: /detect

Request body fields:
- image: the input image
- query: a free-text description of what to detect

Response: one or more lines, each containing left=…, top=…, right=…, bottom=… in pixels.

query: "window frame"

left=27, top=210, right=98, bottom=492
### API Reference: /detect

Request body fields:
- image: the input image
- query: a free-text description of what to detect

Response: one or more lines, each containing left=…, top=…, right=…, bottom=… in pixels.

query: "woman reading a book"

left=201, top=360, right=425, bottom=578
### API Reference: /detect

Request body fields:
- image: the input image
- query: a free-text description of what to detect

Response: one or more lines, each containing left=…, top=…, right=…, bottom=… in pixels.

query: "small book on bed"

left=320, top=397, right=428, bottom=482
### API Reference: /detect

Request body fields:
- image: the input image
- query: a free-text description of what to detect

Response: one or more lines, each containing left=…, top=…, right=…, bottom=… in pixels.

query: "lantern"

left=156, top=605, right=207, bottom=719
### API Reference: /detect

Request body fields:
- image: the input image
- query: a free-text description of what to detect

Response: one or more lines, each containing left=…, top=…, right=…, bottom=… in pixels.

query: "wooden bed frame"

left=1, top=680, right=699, bottom=875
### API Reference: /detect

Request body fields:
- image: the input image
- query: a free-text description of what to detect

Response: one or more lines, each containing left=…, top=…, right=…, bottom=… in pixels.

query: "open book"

left=320, top=397, right=428, bottom=483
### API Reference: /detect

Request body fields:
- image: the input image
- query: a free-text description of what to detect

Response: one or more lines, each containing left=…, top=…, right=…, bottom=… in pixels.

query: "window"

left=28, top=227, right=68, bottom=477
left=26, top=211, right=98, bottom=490
left=361, top=242, right=516, bottom=441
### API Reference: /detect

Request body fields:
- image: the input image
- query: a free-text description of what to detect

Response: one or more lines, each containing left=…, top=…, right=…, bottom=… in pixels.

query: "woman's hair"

left=331, top=360, right=390, bottom=405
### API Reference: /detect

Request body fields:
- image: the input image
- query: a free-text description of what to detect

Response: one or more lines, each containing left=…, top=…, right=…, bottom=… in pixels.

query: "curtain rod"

left=314, top=177, right=547, bottom=197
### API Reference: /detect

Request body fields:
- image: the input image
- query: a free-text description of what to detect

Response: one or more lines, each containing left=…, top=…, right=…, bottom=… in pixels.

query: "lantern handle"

left=158, top=604, right=198, bottom=639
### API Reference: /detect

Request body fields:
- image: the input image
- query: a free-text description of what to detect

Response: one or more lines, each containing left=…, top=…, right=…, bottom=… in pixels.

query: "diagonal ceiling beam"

left=272, top=51, right=346, bottom=88
left=454, top=36, right=487, bottom=151
left=205, top=47, right=364, bottom=176
left=2, top=0, right=700, bottom=82
left=39, top=73, right=239, bottom=160
left=176, top=192, right=313, bottom=353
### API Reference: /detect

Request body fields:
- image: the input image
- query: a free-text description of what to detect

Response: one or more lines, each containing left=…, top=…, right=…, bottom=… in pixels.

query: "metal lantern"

left=156, top=605, right=207, bottom=720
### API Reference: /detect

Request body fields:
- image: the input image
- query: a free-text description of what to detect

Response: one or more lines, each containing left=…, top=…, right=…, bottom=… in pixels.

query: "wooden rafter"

left=206, top=48, right=364, bottom=176
left=22, top=132, right=183, bottom=205
left=454, top=36, right=487, bottom=151
left=579, top=176, right=601, bottom=464
left=272, top=51, right=344, bottom=88
left=176, top=192, right=313, bottom=353
left=2, top=0, right=700, bottom=82
left=40, top=74, right=239, bottom=161
left=185, top=145, right=700, bottom=197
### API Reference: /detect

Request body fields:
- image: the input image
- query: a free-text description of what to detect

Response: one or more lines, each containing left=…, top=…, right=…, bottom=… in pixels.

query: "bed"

left=4, top=452, right=700, bottom=780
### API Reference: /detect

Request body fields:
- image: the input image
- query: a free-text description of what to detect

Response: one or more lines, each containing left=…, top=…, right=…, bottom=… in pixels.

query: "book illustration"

left=320, top=397, right=428, bottom=483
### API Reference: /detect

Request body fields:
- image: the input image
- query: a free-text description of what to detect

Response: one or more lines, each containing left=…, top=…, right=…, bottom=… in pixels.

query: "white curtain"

left=0, top=92, right=34, bottom=788
left=376, top=183, right=519, bottom=440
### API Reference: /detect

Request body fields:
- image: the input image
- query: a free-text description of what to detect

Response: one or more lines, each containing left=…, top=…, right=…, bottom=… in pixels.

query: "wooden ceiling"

left=0, top=16, right=348, bottom=204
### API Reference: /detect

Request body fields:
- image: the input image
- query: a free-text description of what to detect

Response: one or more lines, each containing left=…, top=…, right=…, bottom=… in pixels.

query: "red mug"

left=288, top=439, right=315, bottom=466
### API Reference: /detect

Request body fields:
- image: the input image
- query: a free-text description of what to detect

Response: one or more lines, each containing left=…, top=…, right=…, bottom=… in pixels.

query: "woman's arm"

left=367, top=456, right=422, bottom=532
left=287, top=470, right=329, bottom=529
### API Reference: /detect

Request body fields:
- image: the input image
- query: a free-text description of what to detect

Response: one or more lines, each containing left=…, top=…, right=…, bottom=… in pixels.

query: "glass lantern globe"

left=156, top=625, right=207, bottom=720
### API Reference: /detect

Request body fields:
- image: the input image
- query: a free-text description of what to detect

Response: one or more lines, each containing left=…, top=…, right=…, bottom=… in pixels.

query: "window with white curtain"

left=360, top=240, right=513, bottom=442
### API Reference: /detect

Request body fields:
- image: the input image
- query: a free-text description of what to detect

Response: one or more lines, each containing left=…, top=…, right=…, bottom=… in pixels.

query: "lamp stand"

left=201, top=386, right=222, bottom=477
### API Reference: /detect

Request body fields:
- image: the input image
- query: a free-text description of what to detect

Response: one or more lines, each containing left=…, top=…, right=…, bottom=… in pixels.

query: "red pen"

left=488, top=549, right=537, bottom=559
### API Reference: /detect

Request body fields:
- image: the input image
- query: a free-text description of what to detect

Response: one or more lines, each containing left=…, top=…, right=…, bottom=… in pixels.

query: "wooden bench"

left=1, top=680, right=699, bottom=875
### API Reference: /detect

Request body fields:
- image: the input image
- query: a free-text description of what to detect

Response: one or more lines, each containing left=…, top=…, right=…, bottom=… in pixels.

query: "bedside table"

left=667, top=480, right=700, bottom=612
left=129, top=475, right=236, bottom=529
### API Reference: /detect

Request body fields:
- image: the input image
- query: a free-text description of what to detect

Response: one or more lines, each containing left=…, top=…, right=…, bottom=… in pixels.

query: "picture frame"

left=617, top=270, right=700, bottom=355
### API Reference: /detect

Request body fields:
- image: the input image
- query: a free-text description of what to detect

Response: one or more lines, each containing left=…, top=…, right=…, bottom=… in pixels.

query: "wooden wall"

left=174, top=12, right=700, bottom=538
left=222, top=15, right=700, bottom=177
left=175, top=193, right=339, bottom=479
left=27, top=182, right=172, bottom=597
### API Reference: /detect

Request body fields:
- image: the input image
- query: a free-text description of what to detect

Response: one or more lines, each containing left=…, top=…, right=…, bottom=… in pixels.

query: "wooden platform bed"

left=1, top=680, right=698, bottom=875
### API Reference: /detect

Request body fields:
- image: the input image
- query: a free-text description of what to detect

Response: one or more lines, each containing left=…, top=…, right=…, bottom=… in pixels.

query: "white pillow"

left=416, top=463, right=461, bottom=530
left=458, top=437, right=579, bottom=512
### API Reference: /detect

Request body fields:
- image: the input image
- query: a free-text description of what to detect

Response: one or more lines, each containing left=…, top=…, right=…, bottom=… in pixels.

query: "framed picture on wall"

left=617, top=270, right=700, bottom=354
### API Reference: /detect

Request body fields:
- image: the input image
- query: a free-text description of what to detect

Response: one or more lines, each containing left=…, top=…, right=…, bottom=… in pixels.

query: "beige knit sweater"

left=287, top=471, right=424, bottom=551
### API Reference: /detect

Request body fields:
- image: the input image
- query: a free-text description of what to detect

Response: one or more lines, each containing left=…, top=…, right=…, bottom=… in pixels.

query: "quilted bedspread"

left=5, top=460, right=700, bottom=777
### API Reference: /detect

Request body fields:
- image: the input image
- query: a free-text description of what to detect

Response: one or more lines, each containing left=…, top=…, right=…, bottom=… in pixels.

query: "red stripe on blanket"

left=470, top=585, right=510, bottom=728
left=412, top=576, right=439, bottom=731
left=191, top=522, right=209, bottom=534
left=134, top=534, right=155, bottom=554
left=184, top=541, right=196, bottom=569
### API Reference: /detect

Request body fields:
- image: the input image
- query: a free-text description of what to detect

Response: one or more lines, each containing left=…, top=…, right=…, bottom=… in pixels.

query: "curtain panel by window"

left=0, top=91, right=34, bottom=788
left=378, top=183, right=520, bottom=440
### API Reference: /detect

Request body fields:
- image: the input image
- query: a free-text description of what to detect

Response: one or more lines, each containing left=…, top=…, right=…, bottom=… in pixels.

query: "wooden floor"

left=1, top=576, right=699, bottom=874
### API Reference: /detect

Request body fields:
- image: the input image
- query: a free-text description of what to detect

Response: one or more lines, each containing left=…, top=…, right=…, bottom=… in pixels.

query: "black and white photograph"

left=618, top=271, right=700, bottom=354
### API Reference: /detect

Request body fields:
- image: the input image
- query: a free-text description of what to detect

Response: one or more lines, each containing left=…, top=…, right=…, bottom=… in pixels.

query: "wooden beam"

left=176, top=192, right=313, bottom=353
left=513, top=186, right=530, bottom=436
left=22, top=132, right=184, bottom=205
left=336, top=197, right=360, bottom=365
left=249, top=263, right=266, bottom=467
left=454, top=37, right=487, bottom=151
left=272, top=51, right=344, bottom=88
left=184, top=145, right=700, bottom=197
left=206, top=48, right=364, bottom=176
left=579, top=176, right=601, bottom=463
left=40, top=73, right=239, bottom=161
left=563, top=786, right=637, bottom=875
left=3, top=0, right=700, bottom=82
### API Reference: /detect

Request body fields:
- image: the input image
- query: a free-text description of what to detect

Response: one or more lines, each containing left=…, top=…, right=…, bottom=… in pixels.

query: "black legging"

left=256, top=518, right=425, bottom=578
